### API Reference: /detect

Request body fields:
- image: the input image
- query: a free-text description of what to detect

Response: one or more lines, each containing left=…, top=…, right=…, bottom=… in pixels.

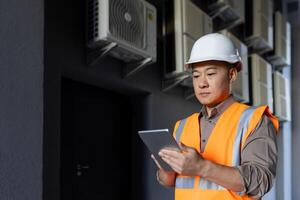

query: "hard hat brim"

left=185, top=56, right=242, bottom=72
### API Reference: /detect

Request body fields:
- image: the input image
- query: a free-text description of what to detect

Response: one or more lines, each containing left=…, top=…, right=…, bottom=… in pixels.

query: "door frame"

left=43, top=77, right=151, bottom=200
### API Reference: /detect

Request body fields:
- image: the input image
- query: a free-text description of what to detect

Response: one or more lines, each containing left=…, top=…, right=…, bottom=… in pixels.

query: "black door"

left=61, top=78, right=142, bottom=200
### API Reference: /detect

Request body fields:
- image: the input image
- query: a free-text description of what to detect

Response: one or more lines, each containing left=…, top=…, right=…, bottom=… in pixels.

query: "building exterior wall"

left=0, top=0, right=44, bottom=199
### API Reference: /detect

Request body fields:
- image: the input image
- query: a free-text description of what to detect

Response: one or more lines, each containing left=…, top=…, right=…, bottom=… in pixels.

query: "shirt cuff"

left=156, top=170, right=165, bottom=186
left=235, top=166, right=247, bottom=196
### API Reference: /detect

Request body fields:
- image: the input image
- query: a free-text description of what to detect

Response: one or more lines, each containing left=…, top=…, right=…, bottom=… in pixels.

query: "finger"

left=160, top=153, right=183, bottom=168
left=161, top=156, right=183, bottom=174
left=172, top=165, right=183, bottom=174
left=151, top=154, right=162, bottom=169
left=163, top=146, right=181, bottom=152
left=159, top=149, right=183, bottom=160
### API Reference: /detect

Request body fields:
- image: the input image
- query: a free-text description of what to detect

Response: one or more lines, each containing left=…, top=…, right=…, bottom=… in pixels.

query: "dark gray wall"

left=44, top=0, right=200, bottom=200
left=0, top=0, right=43, bottom=199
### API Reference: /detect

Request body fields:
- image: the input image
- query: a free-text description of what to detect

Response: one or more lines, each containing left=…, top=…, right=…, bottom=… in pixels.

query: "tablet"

left=138, top=129, right=181, bottom=171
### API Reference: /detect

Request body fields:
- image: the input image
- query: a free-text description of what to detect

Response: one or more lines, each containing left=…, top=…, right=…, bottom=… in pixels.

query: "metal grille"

left=87, top=0, right=99, bottom=41
left=109, top=0, right=144, bottom=48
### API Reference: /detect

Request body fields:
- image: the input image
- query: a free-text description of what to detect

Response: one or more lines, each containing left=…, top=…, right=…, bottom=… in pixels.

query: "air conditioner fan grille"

left=109, top=0, right=144, bottom=48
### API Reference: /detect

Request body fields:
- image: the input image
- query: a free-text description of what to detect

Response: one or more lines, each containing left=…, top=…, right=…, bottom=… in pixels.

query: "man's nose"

left=198, top=77, right=208, bottom=88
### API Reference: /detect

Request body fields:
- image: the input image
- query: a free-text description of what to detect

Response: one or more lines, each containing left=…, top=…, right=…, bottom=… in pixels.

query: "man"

left=152, top=33, right=279, bottom=199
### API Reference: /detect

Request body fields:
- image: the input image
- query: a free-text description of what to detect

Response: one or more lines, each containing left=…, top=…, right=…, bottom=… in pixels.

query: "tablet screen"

left=138, top=129, right=181, bottom=171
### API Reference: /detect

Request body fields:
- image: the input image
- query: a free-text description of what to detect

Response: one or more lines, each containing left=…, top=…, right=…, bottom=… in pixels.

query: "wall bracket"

left=162, top=74, right=190, bottom=92
left=87, top=42, right=118, bottom=66
left=123, top=57, right=153, bottom=78
left=87, top=43, right=153, bottom=78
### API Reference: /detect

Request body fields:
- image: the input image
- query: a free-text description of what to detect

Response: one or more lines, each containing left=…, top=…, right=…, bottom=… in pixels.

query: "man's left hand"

left=158, top=143, right=206, bottom=176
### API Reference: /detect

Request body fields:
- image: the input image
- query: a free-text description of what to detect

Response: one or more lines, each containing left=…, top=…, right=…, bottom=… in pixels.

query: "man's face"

left=192, top=61, right=236, bottom=107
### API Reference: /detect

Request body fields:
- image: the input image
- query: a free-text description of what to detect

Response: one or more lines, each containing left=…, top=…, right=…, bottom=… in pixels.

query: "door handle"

left=77, top=164, right=90, bottom=176
left=77, top=164, right=90, bottom=170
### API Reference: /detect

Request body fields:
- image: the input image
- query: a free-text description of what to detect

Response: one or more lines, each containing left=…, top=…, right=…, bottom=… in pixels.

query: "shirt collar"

left=199, top=95, right=236, bottom=120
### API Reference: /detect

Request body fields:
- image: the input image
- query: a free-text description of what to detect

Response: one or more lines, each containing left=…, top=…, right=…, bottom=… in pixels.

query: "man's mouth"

left=199, top=92, right=210, bottom=97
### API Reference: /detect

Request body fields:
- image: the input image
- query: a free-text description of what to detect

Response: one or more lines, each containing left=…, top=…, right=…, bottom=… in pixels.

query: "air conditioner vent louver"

left=274, top=71, right=291, bottom=121
left=245, top=0, right=273, bottom=53
left=109, top=0, right=144, bottom=48
left=251, top=54, right=273, bottom=112
left=207, top=0, right=244, bottom=30
left=170, top=0, right=212, bottom=77
left=87, top=0, right=99, bottom=41
left=219, top=30, right=249, bottom=103
left=267, top=12, right=291, bottom=67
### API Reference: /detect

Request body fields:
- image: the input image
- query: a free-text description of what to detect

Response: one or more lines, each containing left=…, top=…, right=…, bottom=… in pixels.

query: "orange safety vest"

left=172, top=102, right=279, bottom=200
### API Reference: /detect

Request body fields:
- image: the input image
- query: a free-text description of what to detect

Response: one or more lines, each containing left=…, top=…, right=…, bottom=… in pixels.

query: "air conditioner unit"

left=208, top=0, right=245, bottom=30
left=172, top=0, right=213, bottom=78
left=250, top=54, right=273, bottom=112
left=87, top=0, right=156, bottom=65
left=245, top=0, right=273, bottom=54
left=162, top=0, right=212, bottom=92
left=273, top=71, right=291, bottom=121
left=267, top=11, right=291, bottom=67
left=220, top=30, right=249, bottom=103
left=286, top=22, right=291, bottom=66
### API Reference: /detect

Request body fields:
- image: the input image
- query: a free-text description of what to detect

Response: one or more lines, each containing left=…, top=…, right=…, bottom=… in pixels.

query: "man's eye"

left=207, top=73, right=216, bottom=76
left=193, top=75, right=199, bottom=78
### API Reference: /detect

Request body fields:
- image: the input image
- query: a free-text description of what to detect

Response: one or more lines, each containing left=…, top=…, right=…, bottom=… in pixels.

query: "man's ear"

left=229, top=67, right=238, bottom=83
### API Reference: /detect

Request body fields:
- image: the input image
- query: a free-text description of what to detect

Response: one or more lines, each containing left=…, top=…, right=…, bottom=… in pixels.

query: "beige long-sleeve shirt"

left=199, top=96, right=277, bottom=199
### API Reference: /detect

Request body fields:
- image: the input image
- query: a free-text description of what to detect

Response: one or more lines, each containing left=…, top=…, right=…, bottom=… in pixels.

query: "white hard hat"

left=185, top=33, right=242, bottom=71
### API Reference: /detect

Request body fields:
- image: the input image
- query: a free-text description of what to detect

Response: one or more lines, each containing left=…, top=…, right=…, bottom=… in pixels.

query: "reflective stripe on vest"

left=175, top=177, right=195, bottom=188
left=175, top=106, right=258, bottom=190
left=199, top=178, right=225, bottom=190
left=175, top=118, right=187, bottom=143
left=231, top=106, right=258, bottom=166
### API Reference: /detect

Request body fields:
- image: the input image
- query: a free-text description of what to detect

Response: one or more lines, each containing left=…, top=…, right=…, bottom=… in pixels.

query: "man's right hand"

left=151, top=154, right=176, bottom=187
